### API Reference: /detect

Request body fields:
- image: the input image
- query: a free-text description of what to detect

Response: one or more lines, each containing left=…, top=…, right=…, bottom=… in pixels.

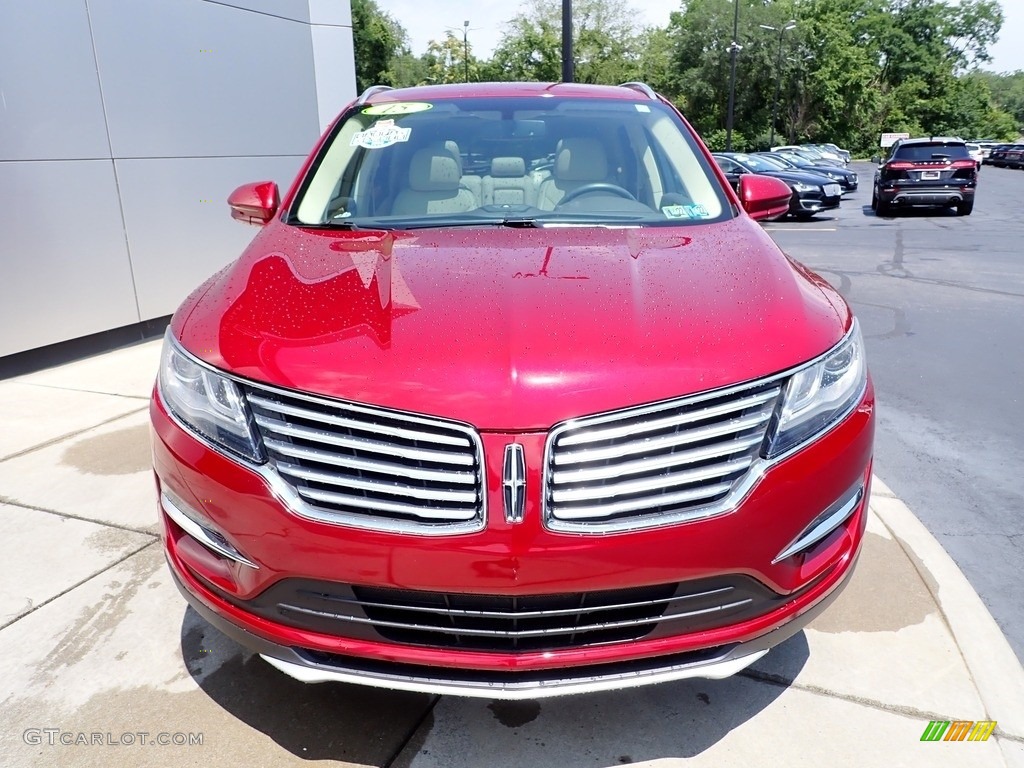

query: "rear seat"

left=482, top=157, right=536, bottom=207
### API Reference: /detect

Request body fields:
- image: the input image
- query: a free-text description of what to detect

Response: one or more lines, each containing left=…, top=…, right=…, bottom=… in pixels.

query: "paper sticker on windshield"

left=362, top=102, right=433, bottom=116
left=662, top=204, right=711, bottom=220
left=351, top=119, right=412, bottom=149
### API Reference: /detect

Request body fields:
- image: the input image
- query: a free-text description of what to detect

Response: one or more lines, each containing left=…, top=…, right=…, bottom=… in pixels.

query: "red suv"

left=151, top=82, right=874, bottom=699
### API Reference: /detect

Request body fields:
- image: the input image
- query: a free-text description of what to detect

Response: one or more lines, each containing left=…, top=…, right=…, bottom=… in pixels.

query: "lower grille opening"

left=239, top=575, right=786, bottom=653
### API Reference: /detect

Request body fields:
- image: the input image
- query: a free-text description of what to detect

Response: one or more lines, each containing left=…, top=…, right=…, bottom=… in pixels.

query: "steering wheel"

left=556, top=183, right=638, bottom=207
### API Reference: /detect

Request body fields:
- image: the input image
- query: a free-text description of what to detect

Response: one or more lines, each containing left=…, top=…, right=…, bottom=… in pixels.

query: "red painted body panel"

left=173, top=221, right=847, bottom=431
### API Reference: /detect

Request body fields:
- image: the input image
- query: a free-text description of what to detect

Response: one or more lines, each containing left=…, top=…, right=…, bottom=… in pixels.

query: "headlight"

left=764, top=321, right=867, bottom=458
left=792, top=182, right=818, bottom=193
left=157, top=330, right=263, bottom=462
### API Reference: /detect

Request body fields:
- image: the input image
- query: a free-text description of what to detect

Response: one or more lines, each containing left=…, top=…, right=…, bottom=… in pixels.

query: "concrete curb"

left=870, top=475, right=1024, bottom=749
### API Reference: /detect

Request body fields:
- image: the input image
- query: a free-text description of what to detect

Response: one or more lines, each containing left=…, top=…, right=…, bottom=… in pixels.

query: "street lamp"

left=445, top=20, right=474, bottom=82
left=760, top=20, right=796, bottom=147
left=725, top=0, right=741, bottom=151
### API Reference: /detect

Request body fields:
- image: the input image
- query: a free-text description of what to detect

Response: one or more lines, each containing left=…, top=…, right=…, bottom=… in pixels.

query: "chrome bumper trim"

left=259, top=649, right=768, bottom=700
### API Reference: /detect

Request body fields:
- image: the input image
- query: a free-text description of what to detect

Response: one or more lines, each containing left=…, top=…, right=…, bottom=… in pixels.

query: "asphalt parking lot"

left=2, top=165, right=1023, bottom=767
left=764, top=161, right=1024, bottom=662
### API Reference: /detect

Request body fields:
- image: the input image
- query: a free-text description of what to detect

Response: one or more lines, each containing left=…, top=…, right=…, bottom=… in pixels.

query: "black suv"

left=872, top=137, right=978, bottom=216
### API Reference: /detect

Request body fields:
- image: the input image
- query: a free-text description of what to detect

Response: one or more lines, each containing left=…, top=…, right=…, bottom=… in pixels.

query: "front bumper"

left=170, top=553, right=856, bottom=699
left=791, top=192, right=841, bottom=214
left=153, top=383, right=874, bottom=698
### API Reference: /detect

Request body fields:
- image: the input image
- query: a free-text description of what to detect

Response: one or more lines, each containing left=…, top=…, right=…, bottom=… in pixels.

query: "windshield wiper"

left=500, top=217, right=541, bottom=228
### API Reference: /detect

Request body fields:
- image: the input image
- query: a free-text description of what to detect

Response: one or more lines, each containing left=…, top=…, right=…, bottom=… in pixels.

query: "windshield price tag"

left=351, top=119, right=412, bottom=149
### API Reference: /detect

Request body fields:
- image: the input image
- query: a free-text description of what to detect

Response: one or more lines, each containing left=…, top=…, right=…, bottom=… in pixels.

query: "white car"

left=965, top=143, right=984, bottom=168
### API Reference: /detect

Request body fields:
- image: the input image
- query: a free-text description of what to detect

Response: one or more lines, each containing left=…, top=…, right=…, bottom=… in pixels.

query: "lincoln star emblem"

left=502, top=444, right=526, bottom=524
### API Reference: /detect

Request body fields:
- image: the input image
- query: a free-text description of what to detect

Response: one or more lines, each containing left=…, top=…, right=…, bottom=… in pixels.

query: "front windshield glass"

left=730, top=153, right=784, bottom=173
left=291, top=96, right=730, bottom=229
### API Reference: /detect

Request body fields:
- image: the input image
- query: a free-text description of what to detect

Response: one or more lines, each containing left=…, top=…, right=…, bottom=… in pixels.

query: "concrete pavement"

left=1, top=338, right=1021, bottom=767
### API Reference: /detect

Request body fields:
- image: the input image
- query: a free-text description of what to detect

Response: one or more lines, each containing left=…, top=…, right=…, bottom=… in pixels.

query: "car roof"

left=896, top=137, right=965, bottom=146
left=359, top=81, right=656, bottom=105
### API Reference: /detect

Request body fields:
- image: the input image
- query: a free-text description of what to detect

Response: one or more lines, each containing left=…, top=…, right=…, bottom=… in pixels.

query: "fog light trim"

left=772, top=484, right=864, bottom=564
left=161, top=491, right=258, bottom=569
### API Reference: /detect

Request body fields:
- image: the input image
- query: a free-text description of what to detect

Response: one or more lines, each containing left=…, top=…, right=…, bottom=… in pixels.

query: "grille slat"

left=551, top=457, right=752, bottom=503
left=254, top=414, right=474, bottom=467
left=557, top=388, right=780, bottom=447
left=552, top=407, right=774, bottom=466
left=245, top=384, right=484, bottom=531
left=553, top=482, right=735, bottom=520
left=242, top=576, right=784, bottom=653
left=277, top=597, right=754, bottom=638
left=551, top=434, right=763, bottom=484
left=263, top=438, right=478, bottom=484
left=546, top=382, right=782, bottom=531
left=299, top=486, right=478, bottom=520
left=296, top=585, right=735, bottom=620
left=248, top=393, right=471, bottom=447
left=279, top=461, right=478, bottom=503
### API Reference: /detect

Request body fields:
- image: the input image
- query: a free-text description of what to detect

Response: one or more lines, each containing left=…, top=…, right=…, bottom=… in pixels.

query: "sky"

left=378, top=0, right=1024, bottom=75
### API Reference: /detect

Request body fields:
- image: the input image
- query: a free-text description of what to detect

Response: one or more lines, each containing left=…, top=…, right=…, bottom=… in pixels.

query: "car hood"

left=174, top=220, right=848, bottom=430
left=760, top=170, right=837, bottom=186
left=801, top=165, right=852, bottom=179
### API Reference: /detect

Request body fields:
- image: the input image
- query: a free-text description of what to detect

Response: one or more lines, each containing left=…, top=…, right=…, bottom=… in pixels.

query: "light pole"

left=759, top=20, right=796, bottom=147
left=725, top=0, right=741, bottom=151
left=445, top=20, right=474, bottom=82
left=562, top=0, right=574, bottom=83
left=461, top=20, right=469, bottom=83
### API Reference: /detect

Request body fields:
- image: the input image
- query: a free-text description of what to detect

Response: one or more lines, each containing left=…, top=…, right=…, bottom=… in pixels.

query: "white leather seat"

left=482, top=157, right=536, bottom=206
left=391, top=144, right=478, bottom=216
left=536, top=137, right=610, bottom=210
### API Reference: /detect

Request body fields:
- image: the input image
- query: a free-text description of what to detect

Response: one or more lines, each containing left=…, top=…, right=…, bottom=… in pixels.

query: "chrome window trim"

left=542, top=323, right=866, bottom=534
left=157, top=343, right=487, bottom=537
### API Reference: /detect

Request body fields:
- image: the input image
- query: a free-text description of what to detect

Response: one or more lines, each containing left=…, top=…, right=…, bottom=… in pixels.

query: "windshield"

left=775, top=152, right=810, bottom=167
left=730, top=153, right=784, bottom=173
left=290, top=96, right=730, bottom=229
left=759, top=154, right=795, bottom=168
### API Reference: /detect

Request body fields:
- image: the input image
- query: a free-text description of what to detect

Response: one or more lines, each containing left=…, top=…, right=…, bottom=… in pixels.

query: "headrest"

left=555, top=137, right=608, bottom=182
left=408, top=147, right=461, bottom=192
left=490, top=157, right=526, bottom=177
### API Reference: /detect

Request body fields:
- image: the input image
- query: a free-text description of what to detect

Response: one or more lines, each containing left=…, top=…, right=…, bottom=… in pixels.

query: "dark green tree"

left=351, top=0, right=406, bottom=92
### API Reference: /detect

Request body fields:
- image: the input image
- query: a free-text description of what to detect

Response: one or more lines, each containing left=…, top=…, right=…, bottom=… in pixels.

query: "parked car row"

left=714, top=151, right=850, bottom=220
left=772, top=143, right=851, bottom=166
left=985, top=143, right=1024, bottom=168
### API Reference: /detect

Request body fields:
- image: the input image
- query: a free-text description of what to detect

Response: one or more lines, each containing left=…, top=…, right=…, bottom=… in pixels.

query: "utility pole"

left=725, top=0, right=741, bottom=151
left=562, top=0, right=574, bottom=83
left=760, top=21, right=796, bottom=147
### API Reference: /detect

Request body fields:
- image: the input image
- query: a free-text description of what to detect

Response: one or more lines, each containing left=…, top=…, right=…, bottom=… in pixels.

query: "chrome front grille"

left=243, top=385, right=485, bottom=533
left=241, top=576, right=783, bottom=653
left=545, top=382, right=782, bottom=532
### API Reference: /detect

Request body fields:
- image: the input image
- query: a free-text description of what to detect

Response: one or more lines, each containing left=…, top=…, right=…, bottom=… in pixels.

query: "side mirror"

left=228, top=181, right=280, bottom=226
left=738, top=174, right=792, bottom=221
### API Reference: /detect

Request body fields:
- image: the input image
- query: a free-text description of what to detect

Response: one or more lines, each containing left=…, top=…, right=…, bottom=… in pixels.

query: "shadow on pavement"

left=181, top=606, right=808, bottom=765
left=862, top=204, right=960, bottom=219
left=180, top=607, right=435, bottom=764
